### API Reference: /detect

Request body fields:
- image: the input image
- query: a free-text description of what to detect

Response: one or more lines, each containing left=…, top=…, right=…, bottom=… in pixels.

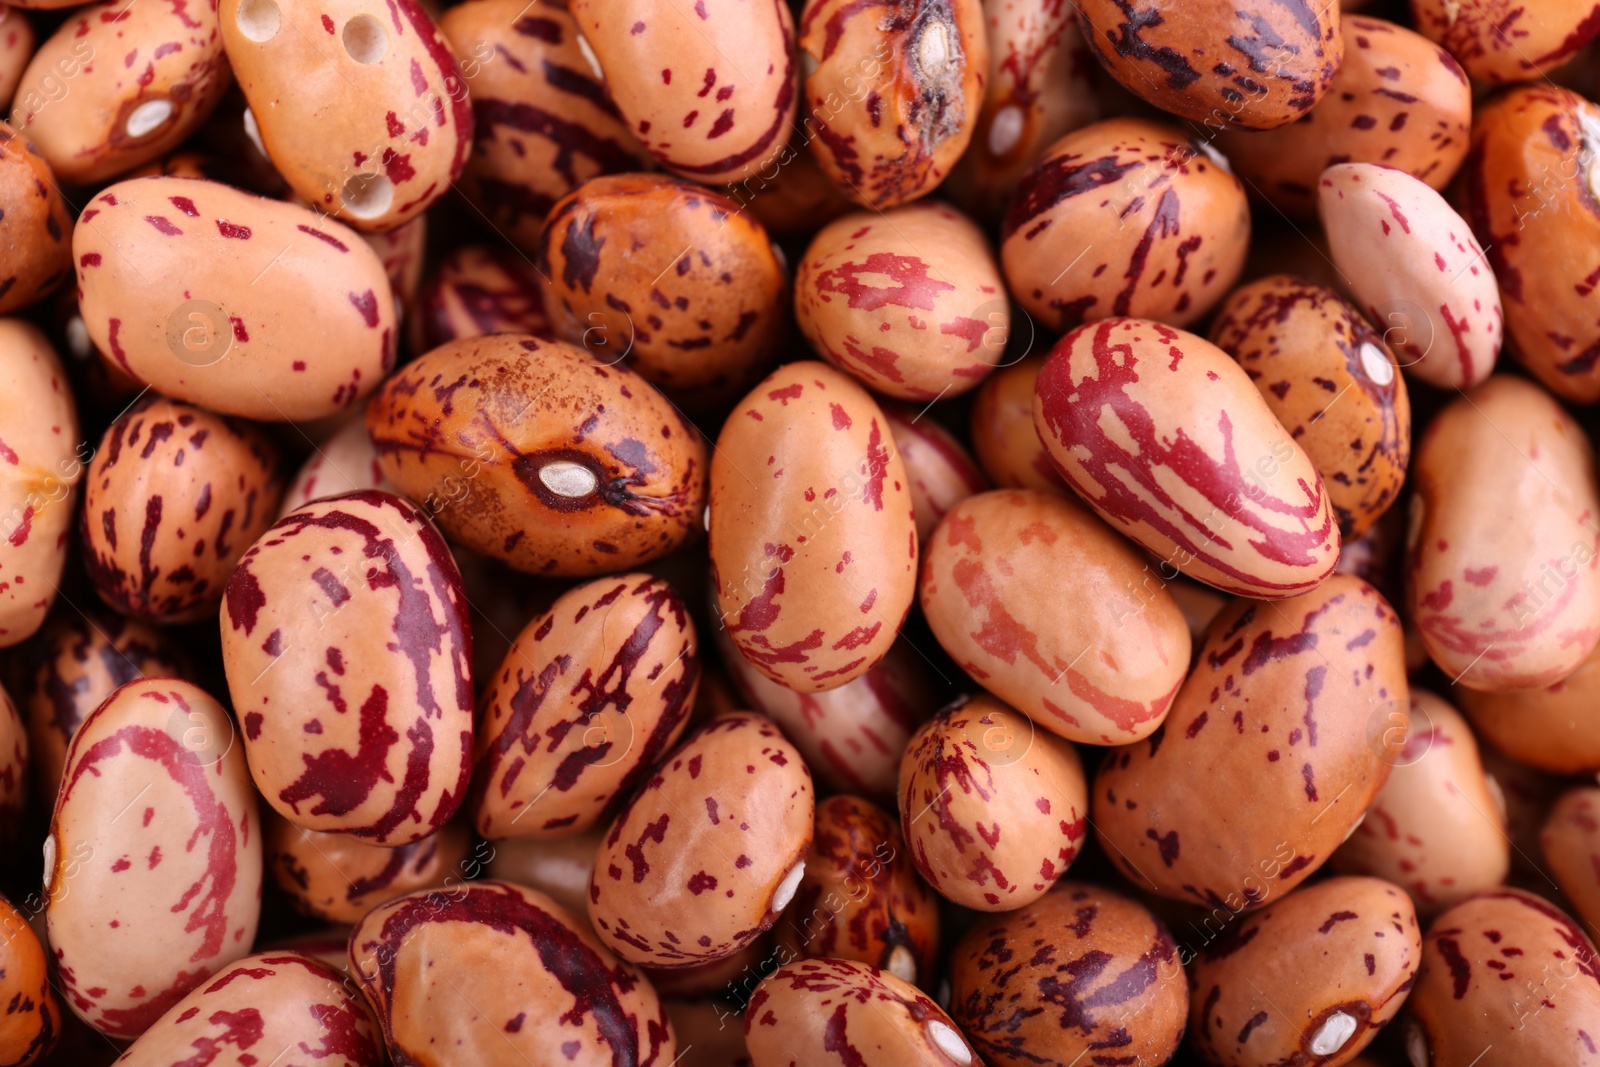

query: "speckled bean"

left=407, top=244, right=549, bottom=356
left=0, top=125, right=70, bottom=314
left=968, top=355, right=1067, bottom=493
left=882, top=401, right=987, bottom=544
left=1412, top=0, right=1600, bottom=84
left=264, top=811, right=472, bottom=923
left=1540, top=787, right=1600, bottom=945
left=1456, top=639, right=1600, bottom=774
left=278, top=418, right=395, bottom=517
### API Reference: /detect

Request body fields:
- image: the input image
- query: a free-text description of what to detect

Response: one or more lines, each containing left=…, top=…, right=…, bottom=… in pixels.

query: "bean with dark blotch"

left=1216, top=16, right=1471, bottom=218
left=1463, top=85, right=1600, bottom=404
left=1412, top=0, right=1600, bottom=84
left=278, top=418, right=396, bottom=517
left=796, top=202, right=1005, bottom=400
left=116, top=951, right=383, bottom=1067
left=0, top=894, right=58, bottom=1066
left=725, top=132, right=856, bottom=241
left=0, top=321, right=77, bottom=645
left=471, top=573, right=698, bottom=840
left=13, top=0, right=228, bottom=185
left=0, top=125, right=70, bottom=314
left=969, top=355, right=1067, bottom=493
left=20, top=605, right=189, bottom=806
left=539, top=173, right=787, bottom=408
left=351, top=881, right=675, bottom=1066
left=74, top=176, right=397, bottom=422
left=1542, top=788, right=1600, bottom=947
left=1332, top=691, right=1509, bottom=916
left=1093, top=574, right=1407, bottom=908
left=773, top=795, right=940, bottom=986
left=1075, top=0, right=1342, bottom=130
left=883, top=401, right=987, bottom=544
left=588, top=712, right=813, bottom=968
left=1190, top=877, right=1420, bottom=1067
left=745, top=957, right=976, bottom=1067
left=943, top=0, right=1099, bottom=221
left=46, top=678, right=262, bottom=1038
left=922, top=489, right=1189, bottom=745
left=899, top=693, right=1087, bottom=911
left=949, top=881, right=1186, bottom=1067
left=440, top=0, right=649, bottom=254
left=486, top=825, right=606, bottom=919
left=712, top=362, right=915, bottom=692
left=572, top=0, right=796, bottom=186
left=0, top=14, right=34, bottom=115
left=220, top=490, right=473, bottom=847
left=1408, top=376, right=1600, bottom=691
left=221, top=0, right=470, bottom=231
left=1456, top=639, right=1600, bottom=775
left=1002, top=119, right=1250, bottom=332
left=83, top=396, right=283, bottom=624
left=798, top=0, right=988, bottom=209
left=1035, top=318, right=1340, bottom=598
left=1209, top=274, right=1410, bottom=540
left=407, top=244, right=550, bottom=357
left=1319, top=162, right=1502, bottom=389
left=264, top=811, right=472, bottom=924
left=715, top=625, right=933, bottom=804
left=1406, top=888, right=1600, bottom=1067
left=369, top=333, right=705, bottom=575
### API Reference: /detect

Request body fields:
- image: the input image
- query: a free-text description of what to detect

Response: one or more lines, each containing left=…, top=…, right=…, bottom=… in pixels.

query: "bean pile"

left=0, top=0, right=1594, bottom=1063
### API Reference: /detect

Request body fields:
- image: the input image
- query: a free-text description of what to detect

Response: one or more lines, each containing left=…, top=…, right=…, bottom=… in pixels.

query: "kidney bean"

left=74, top=176, right=397, bottom=422
left=921, top=489, right=1189, bottom=744
left=439, top=0, right=648, bottom=254
left=0, top=320, right=77, bottom=646
left=1319, top=161, right=1503, bottom=389
left=538, top=173, right=787, bottom=407
left=1406, top=888, right=1600, bottom=1067
left=1209, top=274, right=1411, bottom=540
left=797, top=0, right=987, bottom=208
left=1002, top=119, right=1251, bottom=332
left=46, top=678, right=262, bottom=1038
left=1076, top=0, right=1341, bottom=129
left=795, top=201, right=1005, bottom=400
left=1540, top=787, right=1600, bottom=945
left=0, top=125, right=70, bottom=315
left=368, top=333, right=706, bottom=576
left=220, top=490, right=473, bottom=846
left=644, top=931, right=775, bottom=1000
left=13, top=0, right=227, bottom=185
left=1412, top=0, right=1600, bottom=84
left=1332, top=691, right=1509, bottom=916
left=19, top=605, right=190, bottom=805
left=116, top=951, right=383, bottom=1067
left=264, top=810, right=472, bottom=923
left=0, top=893, right=57, bottom=1065
left=221, top=0, right=470, bottom=231
left=710, top=361, right=917, bottom=692
left=723, top=132, right=856, bottom=241
left=471, top=573, right=698, bottom=840
left=571, top=0, right=796, bottom=186
left=899, top=693, right=1087, bottom=911
left=1462, top=85, right=1600, bottom=403
left=587, top=712, right=814, bottom=968
left=1190, top=876, right=1421, bottom=1067
left=772, top=794, right=939, bottom=985
left=0, top=12, right=34, bottom=116
left=1407, top=376, right=1600, bottom=690
left=407, top=244, right=549, bottom=356
left=1456, top=639, right=1600, bottom=774
left=882, top=402, right=988, bottom=545
left=1034, top=317, right=1340, bottom=598
left=1093, top=574, right=1407, bottom=907
left=968, top=355, right=1068, bottom=493
left=1216, top=16, right=1472, bottom=217
left=350, top=880, right=677, bottom=1065
left=950, top=881, right=1185, bottom=1067
left=278, top=418, right=395, bottom=517
left=82, top=395, right=284, bottom=624
left=943, top=0, right=1099, bottom=221
left=714, top=624, right=933, bottom=804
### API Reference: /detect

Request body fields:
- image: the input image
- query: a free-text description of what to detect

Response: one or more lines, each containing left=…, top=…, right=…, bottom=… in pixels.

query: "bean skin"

left=968, top=355, right=1068, bottom=493
left=220, top=490, right=474, bottom=847
left=949, top=881, right=1186, bottom=1067
left=264, top=811, right=472, bottom=924
left=46, top=678, right=263, bottom=1038
left=350, top=880, right=677, bottom=1067
left=278, top=418, right=396, bottom=517
left=1034, top=317, right=1340, bottom=598
left=587, top=712, right=814, bottom=968
left=1092, top=574, right=1407, bottom=908
left=1456, top=640, right=1600, bottom=775
left=1411, top=0, right=1600, bottom=84
left=470, top=573, right=698, bottom=840
left=1541, top=787, right=1600, bottom=946
left=0, top=895, right=56, bottom=1066
left=407, top=244, right=550, bottom=356
left=882, top=401, right=988, bottom=544
left=0, top=125, right=71, bottom=314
